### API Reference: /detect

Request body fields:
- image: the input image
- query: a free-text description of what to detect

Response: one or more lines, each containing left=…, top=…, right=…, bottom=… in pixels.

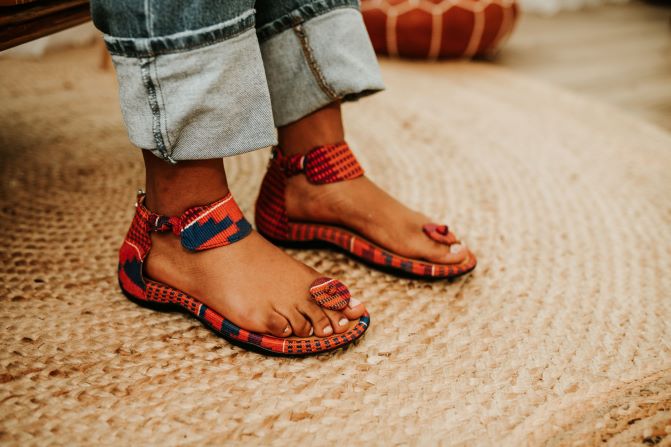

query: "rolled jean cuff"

left=259, top=7, right=385, bottom=127
left=104, top=12, right=277, bottom=162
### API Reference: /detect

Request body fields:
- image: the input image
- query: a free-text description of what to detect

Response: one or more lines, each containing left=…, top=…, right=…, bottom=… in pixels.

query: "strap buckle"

left=147, top=213, right=182, bottom=236
left=271, top=146, right=305, bottom=176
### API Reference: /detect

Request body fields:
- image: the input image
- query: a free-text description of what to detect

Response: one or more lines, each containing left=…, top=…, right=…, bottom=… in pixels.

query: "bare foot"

left=276, top=102, right=470, bottom=266
left=139, top=151, right=365, bottom=340
left=144, top=230, right=366, bottom=338
left=285, top=174, right=470, bottom=265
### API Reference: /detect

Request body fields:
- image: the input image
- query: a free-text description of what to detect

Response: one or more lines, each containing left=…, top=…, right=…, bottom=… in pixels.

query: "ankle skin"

left=143, top=151, right=230, bottom=216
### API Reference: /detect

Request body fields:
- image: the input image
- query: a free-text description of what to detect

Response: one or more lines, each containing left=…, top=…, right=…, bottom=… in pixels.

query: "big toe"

left=417, top=235, right=468, bottom=265
left=343, top=296, right=366, bottom=320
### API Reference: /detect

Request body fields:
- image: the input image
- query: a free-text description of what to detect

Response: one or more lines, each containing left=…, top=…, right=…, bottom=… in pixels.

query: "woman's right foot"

left=144, top=229, right=366, bottom=338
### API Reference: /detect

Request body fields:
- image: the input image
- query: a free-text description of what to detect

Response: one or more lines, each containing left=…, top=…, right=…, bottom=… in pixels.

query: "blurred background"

left=2, top=2, right=671, bottom=445
left=2, top=0, right=669, bottom=130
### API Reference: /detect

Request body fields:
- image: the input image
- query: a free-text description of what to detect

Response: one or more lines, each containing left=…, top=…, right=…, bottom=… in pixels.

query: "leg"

left=142, top=152, right=364, bottom=338
left=91, top=0, right=276, bottom=162
left=280, top=103, right=469, bottom=265
left=92, top=0, right=365, bottom=340
left=253, top=1, right=469, bottom=267
left=255, top=0, right=384, bottom=127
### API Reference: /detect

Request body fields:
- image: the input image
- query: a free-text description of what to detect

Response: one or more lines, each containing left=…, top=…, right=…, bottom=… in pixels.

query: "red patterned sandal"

left=255, top=142, right=477, bottom=279
left=118, top=191, right=370, bottom=356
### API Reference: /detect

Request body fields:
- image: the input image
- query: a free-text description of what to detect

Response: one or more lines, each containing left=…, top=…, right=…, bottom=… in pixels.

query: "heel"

left=119, top=284, right=180, bottom=313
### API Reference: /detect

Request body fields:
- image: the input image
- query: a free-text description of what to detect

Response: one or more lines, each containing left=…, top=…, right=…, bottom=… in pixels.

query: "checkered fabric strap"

left=137, top=193, right=252, bottom=252
left=309, top=277, right=351, bottom=310
left=273, top=142, right=364, bottom=184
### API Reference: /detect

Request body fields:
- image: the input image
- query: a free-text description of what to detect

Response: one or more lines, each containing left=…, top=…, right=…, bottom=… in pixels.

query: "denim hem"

left=110, top=27, right=277, bottom=162
left=256, top=0, right=359, bottom=43
left=104, top=9, right=256, bottom=58
left=144, top=136, right=277, bottom=161
left=260, top=7, right=385, bottom=127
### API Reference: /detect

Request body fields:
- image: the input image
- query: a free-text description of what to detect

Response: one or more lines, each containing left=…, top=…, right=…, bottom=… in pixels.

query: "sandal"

left=255, top=142, right=477, bottom=279
left=118, top=191, right=370, bottom=356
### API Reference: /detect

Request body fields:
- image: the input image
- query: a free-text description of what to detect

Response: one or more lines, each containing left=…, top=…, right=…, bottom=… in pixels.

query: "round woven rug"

left=1, top=47, right=670, bottom=446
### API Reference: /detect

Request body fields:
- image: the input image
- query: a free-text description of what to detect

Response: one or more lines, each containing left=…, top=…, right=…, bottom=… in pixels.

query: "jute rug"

left=1, top=47, right=670, bottom=446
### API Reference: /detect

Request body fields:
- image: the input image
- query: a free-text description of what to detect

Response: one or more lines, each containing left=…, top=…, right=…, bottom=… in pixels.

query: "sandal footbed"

left=124, top=278, right=369, bottom=357
left=270, top=221, right=477, bottom=279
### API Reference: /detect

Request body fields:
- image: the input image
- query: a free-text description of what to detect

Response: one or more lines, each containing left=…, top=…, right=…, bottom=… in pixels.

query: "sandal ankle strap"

left=272, top=141, right=364, bottom=184
left=136, top=192, right=252, bottom=252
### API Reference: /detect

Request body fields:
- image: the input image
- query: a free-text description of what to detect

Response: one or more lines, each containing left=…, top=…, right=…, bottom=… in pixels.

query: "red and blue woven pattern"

left=178, top=194, right=252, bottom=251
left=255, top=143, right=363, bottom=240
left=255, top=142, right=477, bottom=279
left=118, top=201, right=152, bottom=300
left=143, top=279, right=369, bottom=355
left=255, top=158, right=291, bottom=240
left=288, top=222, right=477, bottom=278
left=277, top=142, right=364, bottom=184
left=135, top=193, right=252, bottom=252
left=118, top=191, right=369, bottom=356
left=309, top=277, right=351, bottom=310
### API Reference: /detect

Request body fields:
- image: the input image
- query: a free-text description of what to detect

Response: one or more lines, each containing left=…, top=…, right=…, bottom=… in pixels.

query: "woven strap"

left=309, top=277, right=351, bottom=310
left=273, top=142, right=364, bottom=184
left=137, top=193, right=252, bottom=252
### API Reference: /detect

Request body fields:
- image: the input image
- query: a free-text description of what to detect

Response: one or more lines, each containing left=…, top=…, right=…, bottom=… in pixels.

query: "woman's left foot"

left=284, top=173, right=471, bottom=265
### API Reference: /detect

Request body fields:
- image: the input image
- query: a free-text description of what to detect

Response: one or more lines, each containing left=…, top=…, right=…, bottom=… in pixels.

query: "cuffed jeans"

left=91, top=0, right=384, bottom=162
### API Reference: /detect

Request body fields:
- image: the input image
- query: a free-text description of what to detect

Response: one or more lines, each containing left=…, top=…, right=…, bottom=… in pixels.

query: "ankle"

left=277, top=101, right=344, bottom=155
left=144, top=184, right=230, bottom=216
left=143, top=151, right=230, bottom=216
left=285, top=175, right=351, bottom=224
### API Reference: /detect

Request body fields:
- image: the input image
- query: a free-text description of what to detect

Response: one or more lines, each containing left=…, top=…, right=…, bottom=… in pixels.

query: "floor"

left=498, top=1, right=671, bottom=131
left=2, top=42, right=670, bottom=446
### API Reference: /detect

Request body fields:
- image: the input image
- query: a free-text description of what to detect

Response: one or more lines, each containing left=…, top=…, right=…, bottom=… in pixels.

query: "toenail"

left=348, top=297, right=361, bottom=308
left=323, top=326, right=333, bottom=335
left=450, top=244, right=463, bottom=254
left=338, top=318, right=348, bottom=327
left=309, top=327, right=314, bottom=336
left=283, top=326, right=290, bottom=333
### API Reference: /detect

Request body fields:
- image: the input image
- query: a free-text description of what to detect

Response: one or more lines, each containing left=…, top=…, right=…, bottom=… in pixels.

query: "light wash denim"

left=91, top=0, right=384, bottom=163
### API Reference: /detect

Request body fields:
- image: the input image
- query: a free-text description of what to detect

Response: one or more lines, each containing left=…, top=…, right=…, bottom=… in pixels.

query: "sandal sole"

left=264, top=222, right=477, bottom=280
left=119, top=278, right=370, bottom=357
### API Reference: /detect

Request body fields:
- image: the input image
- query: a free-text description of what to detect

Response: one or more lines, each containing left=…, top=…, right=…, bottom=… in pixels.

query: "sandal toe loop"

left=423, top=223, right=451, bottom=244
left=309, top=277, right=351, bottom=311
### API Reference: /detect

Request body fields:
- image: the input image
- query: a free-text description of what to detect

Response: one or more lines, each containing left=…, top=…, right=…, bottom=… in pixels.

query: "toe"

left=419, top=235, right=467, bottom=264
left=415, top=220, right=467, bottom=264
left=282, top=307, right=313, bottom=337
left=323, top=309, right=350, bottom=334
left=299, top=301, right=334, bottom=337
left=438, top=242, right=468, bottom=264
left=265, top=312, right=292, bottom=338
left=342, top=296, right=366, bottom=320
left=445, top=231, right=459, bottom=245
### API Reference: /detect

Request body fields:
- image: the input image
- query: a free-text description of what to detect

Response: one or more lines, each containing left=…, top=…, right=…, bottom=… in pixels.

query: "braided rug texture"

left=1, top=48, right=670, bottom=446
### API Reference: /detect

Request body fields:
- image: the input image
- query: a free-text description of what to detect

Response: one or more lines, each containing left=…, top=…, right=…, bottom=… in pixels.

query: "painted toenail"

left=309, top=327, right=314, bottom=336
left=283, top=326, right=290, bottom=333
left=450, top=244, right=463, bottom=254
left=323, top=326, right=333, bottom=335
left=339, top=318, right=348, bottom=327
left=348, top=297, right=361, bottom=308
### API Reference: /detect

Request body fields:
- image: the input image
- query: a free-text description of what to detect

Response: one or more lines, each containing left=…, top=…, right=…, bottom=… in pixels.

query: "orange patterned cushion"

left=361, top=0, right=519, bottom=59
